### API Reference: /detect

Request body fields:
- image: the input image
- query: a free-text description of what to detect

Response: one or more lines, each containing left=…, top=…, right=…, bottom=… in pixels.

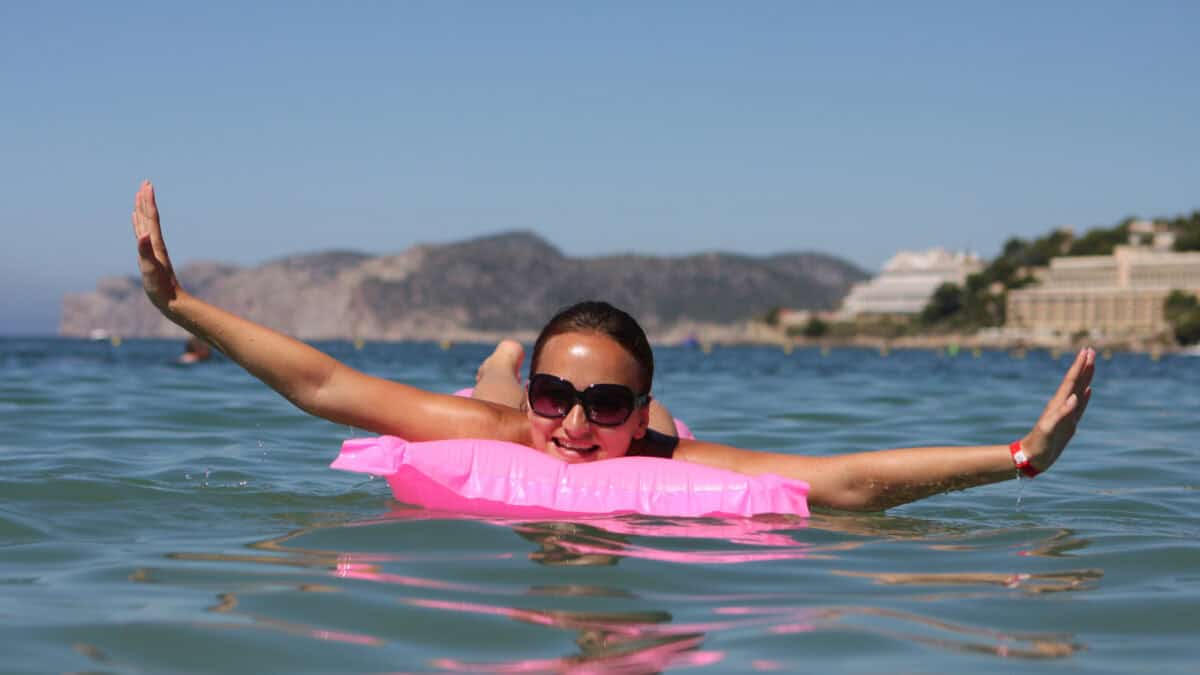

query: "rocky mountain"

left=60, top=232, right=868, bottom=341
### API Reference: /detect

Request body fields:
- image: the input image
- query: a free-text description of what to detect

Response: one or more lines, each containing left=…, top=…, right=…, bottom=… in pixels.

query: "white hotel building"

left=839, top=249, right=985, bottom=317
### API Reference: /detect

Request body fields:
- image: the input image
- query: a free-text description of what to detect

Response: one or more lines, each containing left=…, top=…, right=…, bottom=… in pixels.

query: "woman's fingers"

left=1077, top=353, right=1096, bottom=396
left=138, top=182, right=167, bottom=260
left=1038, top=392, right=1075, bottom=435
left=1069, top=351, right=1094, bottom=399
left=1052, top=349, right=1087, bottom=404
left=136, top=233, right=161, bottom=270
left=1027, top=349, right=1096, bottom=472
left=1043, top=348, right=1095, bottom=419
left=1070, top=354, right=1096, bottom=426
left=1060, top=392, right=1078, bottom=417
left=1075, top=389, right=1093, bottom=431
left=132, top=182, right=171, bottom=265
left=131, top=180, right=181, bottom=309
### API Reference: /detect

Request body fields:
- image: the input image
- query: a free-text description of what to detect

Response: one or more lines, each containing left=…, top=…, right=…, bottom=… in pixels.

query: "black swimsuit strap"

left=626, top=429, right=679, bottom=459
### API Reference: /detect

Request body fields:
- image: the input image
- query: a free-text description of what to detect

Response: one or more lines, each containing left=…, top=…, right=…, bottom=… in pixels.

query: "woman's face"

left=526, top=331, right=650, bottom=463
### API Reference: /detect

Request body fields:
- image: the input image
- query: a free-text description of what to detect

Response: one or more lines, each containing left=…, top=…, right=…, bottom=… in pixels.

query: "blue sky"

left=3, top=1, right=1197, bottom=334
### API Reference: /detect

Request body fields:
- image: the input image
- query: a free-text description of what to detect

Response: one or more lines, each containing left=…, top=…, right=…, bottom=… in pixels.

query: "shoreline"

left=52, top=323, right=1193, bottom=355
left=643, top=321, right=1190, bottom=355
left=678, top=333, right=1191, bottom=356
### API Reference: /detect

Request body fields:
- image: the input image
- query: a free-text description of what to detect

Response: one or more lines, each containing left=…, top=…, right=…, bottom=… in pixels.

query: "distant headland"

left=62, top=209, right=1200, bottom=353
left=60, top=231, right=868, bottom=344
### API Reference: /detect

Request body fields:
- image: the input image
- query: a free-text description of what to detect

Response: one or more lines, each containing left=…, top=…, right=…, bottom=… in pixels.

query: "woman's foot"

left=472, top=339, right=527, bottom=409
left=476, top=339, right=525, bottom=384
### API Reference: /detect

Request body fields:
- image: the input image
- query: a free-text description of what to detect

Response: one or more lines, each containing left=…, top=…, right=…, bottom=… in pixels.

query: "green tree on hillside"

left=802, top=316, right=829, bottom=338
left=762, top=306, right=783, bottom=326
left=1170, top=211, right=1200, bottom=251
left=1067, top=218, right=1132, bottom=256
left=1165, top=290, right=1200, bottom=346
left=921, top=282, right=963, bottom=324
left=1003, top=228, right=1075, bottom=270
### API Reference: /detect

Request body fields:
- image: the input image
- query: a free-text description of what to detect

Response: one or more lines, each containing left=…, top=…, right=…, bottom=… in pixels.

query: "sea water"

left=1, top=337, right=1197, bottom=673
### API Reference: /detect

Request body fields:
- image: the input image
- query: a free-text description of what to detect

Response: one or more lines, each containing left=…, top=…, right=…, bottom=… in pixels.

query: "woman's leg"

left=473, top=339, right=526, bottom=409
left=648, top=399, right=679, bottom=437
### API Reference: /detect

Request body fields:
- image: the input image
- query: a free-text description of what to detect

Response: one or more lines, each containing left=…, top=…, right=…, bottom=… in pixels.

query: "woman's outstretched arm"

left=676, top=347, right=1096, bottom=511
left=130, top=181, right=527, bottom=442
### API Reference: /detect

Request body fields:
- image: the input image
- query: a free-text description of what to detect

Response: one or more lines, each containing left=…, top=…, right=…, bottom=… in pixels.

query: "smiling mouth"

left=552, top=438, right=600, bottom=459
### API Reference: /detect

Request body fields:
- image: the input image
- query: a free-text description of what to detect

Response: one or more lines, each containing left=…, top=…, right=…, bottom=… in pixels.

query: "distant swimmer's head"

left=526, top=301, right=654, bottom=462
left=179, top=336, right=212, bottom=364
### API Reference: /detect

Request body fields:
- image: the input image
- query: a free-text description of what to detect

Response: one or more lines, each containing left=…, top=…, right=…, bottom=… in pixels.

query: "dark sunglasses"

left=527, top=373, right=649, bottom=427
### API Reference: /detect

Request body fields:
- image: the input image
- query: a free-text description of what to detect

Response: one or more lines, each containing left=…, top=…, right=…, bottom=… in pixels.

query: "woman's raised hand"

left=1021, top=347, right=1096, bottom=473
left=131, top=181, right=181, bottom=312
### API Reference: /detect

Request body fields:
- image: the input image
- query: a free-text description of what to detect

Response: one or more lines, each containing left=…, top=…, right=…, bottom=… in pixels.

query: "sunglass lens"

left=529, top=377, right=573, bottom=417
left=583, top=386, right=634, bottom=426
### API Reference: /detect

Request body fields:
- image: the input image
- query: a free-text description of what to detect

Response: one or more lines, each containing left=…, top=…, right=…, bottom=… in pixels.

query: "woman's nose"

left=562, top=402, right=591, bottom=436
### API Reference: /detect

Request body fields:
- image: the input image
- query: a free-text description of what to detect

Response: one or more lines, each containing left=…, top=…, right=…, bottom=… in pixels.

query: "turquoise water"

left=2, top=338, right=1198, bottom=673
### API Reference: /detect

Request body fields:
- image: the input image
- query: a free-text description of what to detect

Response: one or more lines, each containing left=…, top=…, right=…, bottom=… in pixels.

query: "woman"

left=132, top=181, right=1094, bottom=511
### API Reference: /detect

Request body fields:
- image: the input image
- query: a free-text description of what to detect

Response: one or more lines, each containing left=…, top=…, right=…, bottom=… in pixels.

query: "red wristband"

left=1009, top=441, right=1040, bottom=478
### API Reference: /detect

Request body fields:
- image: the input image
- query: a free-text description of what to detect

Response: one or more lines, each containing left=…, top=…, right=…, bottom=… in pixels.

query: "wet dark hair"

left=530, top=301, right=654, bottom=393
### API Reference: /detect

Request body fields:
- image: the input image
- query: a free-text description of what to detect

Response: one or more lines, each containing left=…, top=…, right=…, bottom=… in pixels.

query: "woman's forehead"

left=535, top=332, right=642, bottom=387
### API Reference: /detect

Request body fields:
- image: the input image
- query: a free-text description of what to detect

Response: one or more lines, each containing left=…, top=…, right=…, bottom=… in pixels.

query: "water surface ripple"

left=2, top=338, right=1197, bottom=673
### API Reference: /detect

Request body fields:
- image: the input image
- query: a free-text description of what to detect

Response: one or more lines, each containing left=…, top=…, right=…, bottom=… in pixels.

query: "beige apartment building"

left=1006, top=224, right=1200, bottom=338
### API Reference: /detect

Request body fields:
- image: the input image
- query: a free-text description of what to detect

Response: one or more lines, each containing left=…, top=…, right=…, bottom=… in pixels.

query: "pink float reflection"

left=356, top=504, right=813, bottom=567
left=141, top=512, right=1089, bottom=669
left=430, top=634, right=721, bottom=673
left=333, top=556, right=1086, bottom=668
